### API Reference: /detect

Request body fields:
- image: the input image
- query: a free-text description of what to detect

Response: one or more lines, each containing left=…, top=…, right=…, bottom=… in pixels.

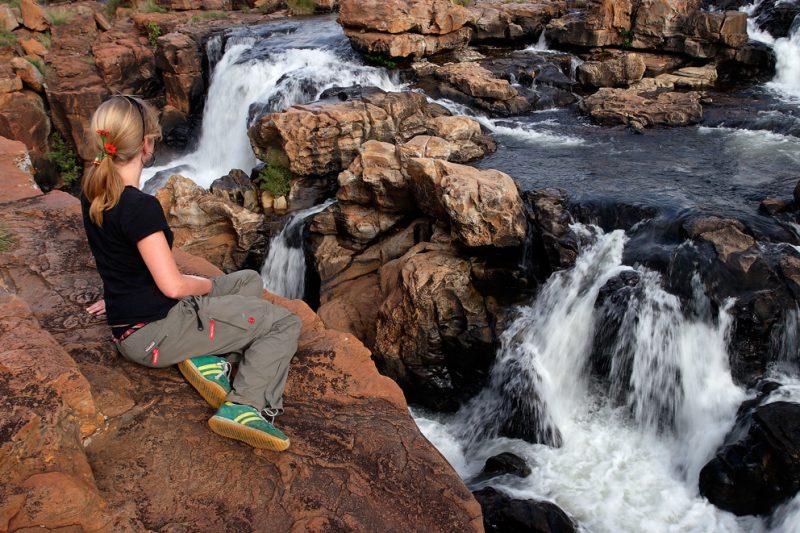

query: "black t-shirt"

left=81, top=186, right=179, bottom=326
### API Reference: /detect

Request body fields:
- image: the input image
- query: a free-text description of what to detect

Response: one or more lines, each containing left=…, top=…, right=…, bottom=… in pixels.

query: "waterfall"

left=416, top=228, right=762, bottom=532
left=743, top=1, right=800, bottom=101
left=142, top=19, right=404, bottom=190
left=260, top=200, right=334, bottom=299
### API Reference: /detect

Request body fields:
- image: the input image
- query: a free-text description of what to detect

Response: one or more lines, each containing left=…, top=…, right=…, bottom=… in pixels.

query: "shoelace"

left=261, top=407, right=281, bottom=425
left=212, top=361, right=231, bottom=381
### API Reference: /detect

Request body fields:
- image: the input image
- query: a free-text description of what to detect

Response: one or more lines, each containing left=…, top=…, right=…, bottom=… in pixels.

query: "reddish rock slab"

left=20, top=0, right=48, bottom=32
left=0, top=90, right=50, bottom=154
left=0, top=136, right=41, bottom=204
left=0, top=191, right=483, bottom=532
left=339, top=0, right=473, bottom=35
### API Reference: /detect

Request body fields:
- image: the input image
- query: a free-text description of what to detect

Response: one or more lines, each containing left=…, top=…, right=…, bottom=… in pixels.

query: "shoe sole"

left=177, top=360, right=228, bottom=409
left=208, top=416, right=290, bottom=451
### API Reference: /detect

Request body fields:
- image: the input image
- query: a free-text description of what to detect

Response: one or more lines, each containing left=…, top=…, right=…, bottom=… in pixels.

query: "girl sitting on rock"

left=81, top=95, right=300, bottom=451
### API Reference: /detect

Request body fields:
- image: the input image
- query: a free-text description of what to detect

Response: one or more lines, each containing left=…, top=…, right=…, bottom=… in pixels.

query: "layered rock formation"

left=579, top=88, right=704, bottom=128
left=338, top=0, right=474, bottom=58
left=0, top=140, right=483, bottom=532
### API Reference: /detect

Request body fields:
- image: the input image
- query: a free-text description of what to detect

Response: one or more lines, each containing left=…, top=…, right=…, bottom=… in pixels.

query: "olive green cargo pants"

left=117, top=270, right=301, bottom=412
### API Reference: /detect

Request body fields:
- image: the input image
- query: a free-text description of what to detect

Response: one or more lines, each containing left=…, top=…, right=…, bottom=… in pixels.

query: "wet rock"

left=780, top=255, right=800, bottom=300
left=759, top=197, right=790, bottom=216
left=249, top=90, right=451, bottom=177
left=479, top=452, right=533, bottom=479
left=524, top=188, right=579, bottom=271
left=375, top=241, right=495, bottom=410
left=432, top=61, right=530, bottom=116
left=210, top=169, right=261, bottom=213
left=339, top=0, right=474, bottom=58
left=545, top=0, right=633, bottom=48
left=700, top=401, right=800, bottom=516
left=754, top=0, right=800, bottom=38
left=0, top=136, right=41, bottom=204
left=795, top=179, right=800, bottom=205
left=155, top=174, right=265, bottom=272
left=406, top=158, right=527, bottom=248
left=0, top=89, right=50, bottom=154
left=0, top=190, right=484, bottom=532
left=474, top=487, right=578, bottom=533
left=684, top=216, right=755, bottom=262
left=579, top=88, right=703, bottom=128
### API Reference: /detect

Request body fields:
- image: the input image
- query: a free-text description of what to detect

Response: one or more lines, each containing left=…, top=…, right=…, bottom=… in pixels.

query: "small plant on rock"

left=27, top=57, right=47, bottom=75
left=286, top=0, right=315, bottom=15
left=37, top=30, right=51, bottom=49
left=192, top=10, right=227, bottom=22
left=616, top=27, right=634, bottom=48
left=138, top=0, right=168, bottom=13
left=0, top=225, right=14, bottom=253
left=48, top=132, right=82, bottom=187
left=104, top=0, right=130, bottom=19
left=147, top=21, right=161, bottom=48
left=258, top=163, right=293, bottom=198
left=364, top=53, right=397, bottom=69
left=0, top=29, right=16, bottom=49
left=451, top=0, right=472, bottom=6
left=48, top=8, right=76, bottom=26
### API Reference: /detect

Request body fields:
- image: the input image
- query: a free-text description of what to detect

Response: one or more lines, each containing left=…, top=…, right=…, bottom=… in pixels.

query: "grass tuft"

left=138, top=0, right=168, bottom=14
left=37, top=30, right=51, bottom=49
left=191, top=10, right=226, bottom=22
left=0, top=29, right=16, bottom=49
left=0, top=225, right=13, bottom=253
left=48, top=8, right=76, bottom=26
left=286, top=0, right=315, bottom=15
left=0, top=0, right=21, bottom=9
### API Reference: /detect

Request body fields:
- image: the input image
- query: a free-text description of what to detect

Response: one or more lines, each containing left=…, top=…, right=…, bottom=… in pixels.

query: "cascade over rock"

left=0, top=142, right=484, bottom=531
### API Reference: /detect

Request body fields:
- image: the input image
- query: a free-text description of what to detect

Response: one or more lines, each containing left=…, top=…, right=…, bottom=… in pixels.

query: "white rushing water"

left=260, top=200, right=334, bottom=299
left=412, top=228, right=780, bottom=532
left=743, top=1, right=800, bottom=102
left=143, top=23, right=403, bottom=189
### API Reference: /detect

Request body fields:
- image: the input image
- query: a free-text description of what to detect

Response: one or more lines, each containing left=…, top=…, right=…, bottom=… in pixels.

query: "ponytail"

left=82, top=96, right=162, bottom=226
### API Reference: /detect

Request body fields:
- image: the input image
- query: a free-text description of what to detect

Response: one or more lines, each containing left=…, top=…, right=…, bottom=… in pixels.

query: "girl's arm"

left=137, top=231, right=212, bottom=299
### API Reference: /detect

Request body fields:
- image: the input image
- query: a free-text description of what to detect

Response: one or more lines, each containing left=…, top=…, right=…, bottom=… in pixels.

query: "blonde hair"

left=83, top=96, right=162, bottom=226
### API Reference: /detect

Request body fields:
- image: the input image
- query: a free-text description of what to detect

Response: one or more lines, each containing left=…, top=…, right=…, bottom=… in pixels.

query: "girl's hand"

left=86, top=299, right=106, bottom=317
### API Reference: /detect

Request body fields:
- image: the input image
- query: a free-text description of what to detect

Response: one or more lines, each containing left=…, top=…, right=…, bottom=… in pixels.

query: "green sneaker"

left=177, top=356, right=232, bottom=408
left=208, top=402, right=290, bottom=451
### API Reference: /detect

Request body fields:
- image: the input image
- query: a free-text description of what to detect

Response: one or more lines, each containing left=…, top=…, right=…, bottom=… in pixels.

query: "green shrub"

left=258, top=163, right=293, bottom=198
left=139, top=0, right=167, bottom=13
left=49, top=132, right=82, bottom=186
left=286, top=0, right=315, bottom=15
left=616, top=26, right=633, bottom=47
left=48, top=8, right=76, bottom=26
left=0, top=225, right=13, bottom=253
left=364, top=53, right=397, bottom=69
left=0, top=29, right=16, bottom=49
left=147, top=21, right=161, bottom=48
left=192, top=10, right=226, bottom=21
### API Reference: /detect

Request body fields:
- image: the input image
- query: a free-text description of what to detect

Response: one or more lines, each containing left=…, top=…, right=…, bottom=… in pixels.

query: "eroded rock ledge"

left=0, top=140, right=482, bottom=532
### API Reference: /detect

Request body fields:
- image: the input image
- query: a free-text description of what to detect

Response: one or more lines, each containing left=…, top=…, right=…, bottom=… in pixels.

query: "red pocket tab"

left=209, top=319, right=216, bottom=341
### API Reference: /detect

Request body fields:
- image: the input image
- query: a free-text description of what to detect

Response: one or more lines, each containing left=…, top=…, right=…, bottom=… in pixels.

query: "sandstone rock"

left=0, top=72, right=22, bottom=94
left=20, top=36, right=47, bottom=57
left=0, top=90, right=50, bottom=154
left=330, top=202, right=407, bottom=243
left=576, top=51, right=646, bottom=88
left=467, top=0, right=565, bottom=42
left=210, top=169, right=261, bottom=213
left=338, top=140, right=412, bottom=211
left=94, top=9, right=112, bottom=32
left=375, top=241, right=494, bottom=409
left=0, top=4, right=19, bottom=32
left=155, top=175, right=265, bottom=272
left=20, top=0, right=48, bottom=32
left=429, top=61, right=530, bottom=116
left=344, top=26, right=473, bottom=59
left=579, top=88, right=703, bottom=128
left=0, top=136, right=40, bottom=204
left=758, top=197, right=790, bottom=216
left=317, top=273, right=382, bottom=348
left=92, top=29, right=158, bottom=96
left=249, top=90, right=447, bottom=177
left=684, top=216, right=755, bottom=262
left=339, top=0, right=472, bottom=35
left=0, top=190, right=483, bottom=533
left=700, top=401, right=800, bottom=516
left=156, top=31, right=204, bottom=114
left=632, top=0, right=700, bottom=50
left=546, top=0, right=633, bottom=47
left=650, top=64, right=718, bottom=89
left=474, top=487, right=578, bottom=533
left=407, top=158, right=526, bottom=247
left=10, top=56, right=44, bottom=92
left=780, top=255, right=800, bottom=300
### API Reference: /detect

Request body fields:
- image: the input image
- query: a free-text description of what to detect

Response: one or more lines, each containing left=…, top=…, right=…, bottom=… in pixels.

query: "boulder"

left=478, top=452, right=533, bottom=480
left=92, top=29, right=158, bottom=96
left=579, top=88, right=703, bottom=128
left=155, top=174, right=265, bottom=272
left=0, top=190, right=485, bottom=533
left=0, top=135, right=41, bottom=204
left=317, top=273, right=383, bottom=349
left=430, top=61, right=530, bottom=115
left=343, top=27, right=473, bottom=59
left=10, top=56, right=44, bottom=92
left=699, top=401, right=800, bottom=516
left=545, top=0, right=633, bottom=48
left=406, top=158, right=527, bottom=247
left=0, top=4, right=19, bottom=32
left=248, top=90, right=448, bottom=177
left=156, top=31, right=204, bottom=115
left=19, top=36, right=47, bottom=58
left=210, top=169, right=261, bottom=213
left=576, top=51, right=646, bottom=88
left=524, top=188, right=579, bottom=270
left=0, top=89, right=50, bottom=154
left=337, top=140, right=413, bottom=212
left=466, top=0, right=565, bottom=42
left=375, top=240, right=495, bottom=410
left=632, top=64, right=718, bottom=90
left=474, top=487, right=578, bottom=533
left=20, top=0, right=48, bottom=32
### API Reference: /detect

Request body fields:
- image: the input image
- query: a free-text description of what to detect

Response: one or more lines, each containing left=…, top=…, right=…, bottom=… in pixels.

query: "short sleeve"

left=119, top=192, right=170, bottom=245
